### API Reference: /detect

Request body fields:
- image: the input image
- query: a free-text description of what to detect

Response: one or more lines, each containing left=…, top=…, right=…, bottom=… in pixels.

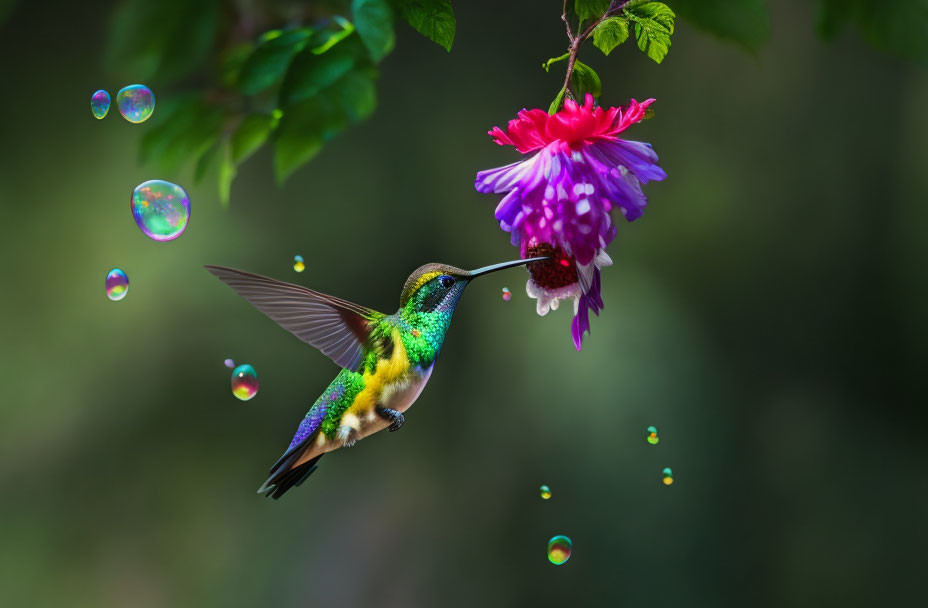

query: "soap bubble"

left=662, top=467, right=674, bottom=485
left=105, top=268, right=129, bottom=301
left=91, top=90, right=110, bottom=119
left=116, top=84, right=155, bottom=123
left=131, top=180, right=190, bottom=241
left=293, top=255, right=305, bottom=272
left=539, top=485, right=552, bottom=500
left=547, top=535, right=572, bottom=565
left=501, top=287, right=511, bottom=301
left=231, top=364, right=259, bottom=401
left=647, top=425, right=659, bottom=445
left=224, top=359, right=236, bottom=369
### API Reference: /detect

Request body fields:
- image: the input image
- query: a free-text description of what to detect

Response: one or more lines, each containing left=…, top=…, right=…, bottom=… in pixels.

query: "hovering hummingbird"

left=205, top=258, right=545, bottom=499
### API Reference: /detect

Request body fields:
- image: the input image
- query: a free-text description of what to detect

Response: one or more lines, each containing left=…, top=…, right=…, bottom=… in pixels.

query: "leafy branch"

left=106, top=0, right=456, bottom=207
left=548, top=0, right=675, bottom=114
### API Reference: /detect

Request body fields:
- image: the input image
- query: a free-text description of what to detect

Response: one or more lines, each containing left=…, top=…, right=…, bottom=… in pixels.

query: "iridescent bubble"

left=131, top=180, right=190, bottom=241
left=91, top=89, right=110, bottom=119
left=547, top=535, right=572, bottom=565
left=647, top=425, right=659, bottom=445
left=501, top=287, right=512, bottom=301
left=224, top=358, right=236, bottom=369
left=105, top=268, right=129, bottom=301
left=539, top=485, right=552, bottom=500
left=662, top=467, right=674, bottom=485
left=231, top=364, right=259, bottom=401
left=116, top=84, right=155, bottom=123
left=293, top=255, right=305, bottom=273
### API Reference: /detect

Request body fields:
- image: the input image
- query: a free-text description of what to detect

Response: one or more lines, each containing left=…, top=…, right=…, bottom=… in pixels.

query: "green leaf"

left=574, top=0, right=611, bottom=21
left=105, top=0, right=220, bottom=85
left=139, top=98, right=225, bottom=175
left=193, top=142, right=219, bottom=184
left=593, top=16, right=630, bottom=55
left=816, top=0, right=928, bottom=67
left=569, top=60, right=601, bottom=99
left=670, top=0, right=769, bottom=52
left=542, top=52, right=570, bottom=72
left=626, top=2, right=675, bottom=63
left=326, top=68, right=379, bottom=122
left=218, top=139, right=236, bottom=209
left=313, top=17, right=356, bottom=54
left=394, top=0, right=456, bottom=51
left=279, top=33, right=366, bottom=106
left=274, top=98, right=346, bottom=183
left=353, top=0, right=395, bottom=62
left=548, top=87, right=567, bottom=114
left=231, top=114, right=274, bottom=164
left=237, top=28, right=313, bottom=95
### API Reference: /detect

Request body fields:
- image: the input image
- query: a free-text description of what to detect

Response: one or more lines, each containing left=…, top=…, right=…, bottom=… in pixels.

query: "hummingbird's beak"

left=467, top=257, right=549, bottom=279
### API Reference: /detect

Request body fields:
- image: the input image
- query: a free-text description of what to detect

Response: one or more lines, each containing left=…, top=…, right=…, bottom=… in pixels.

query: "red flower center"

left=527, top=243, right=578, bottom=289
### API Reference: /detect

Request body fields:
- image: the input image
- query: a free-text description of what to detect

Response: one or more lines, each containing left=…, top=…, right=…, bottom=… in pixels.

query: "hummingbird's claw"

left=376, top=407, right=405, bottom=432
left=337, top=425, right=357, bottom=447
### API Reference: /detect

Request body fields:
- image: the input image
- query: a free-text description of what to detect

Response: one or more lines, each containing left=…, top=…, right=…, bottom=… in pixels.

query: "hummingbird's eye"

left=439, top=275, right=455, bottom=289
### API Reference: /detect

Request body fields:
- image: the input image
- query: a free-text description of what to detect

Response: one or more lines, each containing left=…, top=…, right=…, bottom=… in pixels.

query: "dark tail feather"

left=258, top=454, right=323, bottom=500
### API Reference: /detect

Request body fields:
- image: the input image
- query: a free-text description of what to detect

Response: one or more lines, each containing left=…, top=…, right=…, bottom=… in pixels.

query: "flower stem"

left=560, top=0, right=632, bottom=101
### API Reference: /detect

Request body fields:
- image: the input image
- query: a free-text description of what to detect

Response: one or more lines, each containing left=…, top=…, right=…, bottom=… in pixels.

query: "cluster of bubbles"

left=293, top=255, right=305, bottom=273
left=501, top=287, right=512, bottom=301
left=131, top=180, right=190, bottom=241
left=105, top=268, right=129, bottom=301
left=90, top=85, right=155, bottom=123
left=647, top=425, right=659, bottom=445
left=662, top=467, right=674, bottom=485
left=646, top=425, right=674, bottom=485
left=547, top=535, right=572, bottom=566
left=539, top=484, right=552, bottom=500
left=231, top=364, right=260, bottom=401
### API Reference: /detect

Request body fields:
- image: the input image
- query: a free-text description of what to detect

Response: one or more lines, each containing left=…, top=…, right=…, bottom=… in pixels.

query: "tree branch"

left=559, top=0, right=631, bottom=102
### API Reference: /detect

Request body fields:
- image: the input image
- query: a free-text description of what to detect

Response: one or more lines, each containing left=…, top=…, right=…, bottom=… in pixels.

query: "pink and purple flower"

left=475, top=94, right=666, bottom=349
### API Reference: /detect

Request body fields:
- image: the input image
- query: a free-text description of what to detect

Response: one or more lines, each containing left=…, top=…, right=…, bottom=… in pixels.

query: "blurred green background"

left=1, top=1, right=927, bottom=606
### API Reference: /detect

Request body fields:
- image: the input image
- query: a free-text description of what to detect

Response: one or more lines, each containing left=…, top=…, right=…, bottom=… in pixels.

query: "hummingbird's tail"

left=258, top=450, right=324, bottom=500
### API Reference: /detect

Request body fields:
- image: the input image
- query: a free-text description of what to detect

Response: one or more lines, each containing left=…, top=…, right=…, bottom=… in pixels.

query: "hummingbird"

left=205, top=257, right=545, bottom=499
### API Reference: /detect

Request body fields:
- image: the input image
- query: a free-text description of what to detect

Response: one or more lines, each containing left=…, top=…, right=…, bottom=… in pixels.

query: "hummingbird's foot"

left=337, top=425, right=357, bottom=447
left=376, top=407, right=405, bottom=432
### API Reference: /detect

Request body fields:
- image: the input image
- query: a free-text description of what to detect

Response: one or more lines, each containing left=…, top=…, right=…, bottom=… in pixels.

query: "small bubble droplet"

left=501, top=287, right=511, bottom=301
left=293, top=255, right=305, bottom=273
left=105, top=268, right=129, bottom=301
left=224, top=359, right=236, bottom=369
left=547, top=535, right=572, bottom=565
left=91, top=90, right=110, bottom=119
left=131, top=180, right=190, bottom=241
left=662, top=467, right=674, bottom=485
left=647, top=425, right=659, bottom=445
left=116, top=84, right=155, bottom=123
left=231, top=364, right=259, bottom=401
left=539, top=485, right=552, bottom=500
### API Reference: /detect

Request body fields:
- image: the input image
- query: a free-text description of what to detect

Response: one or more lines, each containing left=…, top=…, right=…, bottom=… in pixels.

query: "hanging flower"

left=475, top=94, right=666, bottom=349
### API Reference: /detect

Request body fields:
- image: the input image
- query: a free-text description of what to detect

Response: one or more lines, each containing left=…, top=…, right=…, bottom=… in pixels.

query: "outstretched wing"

left=205, top=265, right=384, bottom=371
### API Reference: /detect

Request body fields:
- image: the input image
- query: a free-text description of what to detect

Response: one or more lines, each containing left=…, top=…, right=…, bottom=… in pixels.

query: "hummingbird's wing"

left=205, top=265, right=385, bottom=371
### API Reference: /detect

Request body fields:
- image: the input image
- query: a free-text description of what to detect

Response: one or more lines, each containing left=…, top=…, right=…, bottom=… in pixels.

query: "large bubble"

left=131, top=180, right=190, bottom=242
left=116, top=84, right=155, bottom=123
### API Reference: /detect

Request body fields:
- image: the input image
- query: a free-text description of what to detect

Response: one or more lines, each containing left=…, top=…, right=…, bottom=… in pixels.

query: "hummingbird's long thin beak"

left=467, top=257, right=548, bottom=279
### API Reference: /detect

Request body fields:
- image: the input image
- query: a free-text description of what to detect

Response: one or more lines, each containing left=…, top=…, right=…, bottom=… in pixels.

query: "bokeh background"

left=1, top=1, right=926, bottom=606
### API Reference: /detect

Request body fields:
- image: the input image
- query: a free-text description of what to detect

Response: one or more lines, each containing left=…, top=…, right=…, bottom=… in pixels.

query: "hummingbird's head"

left=399, top=258, right=547, bottom=314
